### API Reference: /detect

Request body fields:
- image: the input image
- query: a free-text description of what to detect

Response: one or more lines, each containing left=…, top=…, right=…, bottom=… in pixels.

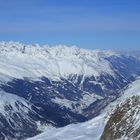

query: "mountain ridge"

left=0, top=41, right=140, bottom=139
left=26, top=76, right=140, bottom=140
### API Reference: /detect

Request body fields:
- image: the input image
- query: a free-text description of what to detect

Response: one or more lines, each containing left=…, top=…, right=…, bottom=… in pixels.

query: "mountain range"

left=0, top=41, right=140, bottom=140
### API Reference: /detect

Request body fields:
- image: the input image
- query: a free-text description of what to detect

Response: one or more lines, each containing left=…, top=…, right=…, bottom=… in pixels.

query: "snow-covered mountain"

left=100, top=77, right=140, bottom=140
left=0, top=41, right=116, bottom=80
left=101, top=96, right=140, bottom=140
left=0, top=90, right=53, bottom=140
left=0, top=41, right=140, bottom=139
left=27, top=76, right=140, bottom=140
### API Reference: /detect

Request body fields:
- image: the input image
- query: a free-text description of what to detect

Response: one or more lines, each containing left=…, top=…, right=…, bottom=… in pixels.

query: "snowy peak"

left=0, top=41, right=117, bottom=57
left=0, top=41, right=140, bottom=140
left=0, top=41, right=118, bottom=80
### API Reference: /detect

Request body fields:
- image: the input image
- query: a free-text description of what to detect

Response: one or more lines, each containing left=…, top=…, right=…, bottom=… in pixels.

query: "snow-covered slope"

left=101, top=96, right=140, bottom=140
left=100, top=77, right=140, bottom=140
left=27, top=77, right=140, bottom=140
left=0, top=90, right=53, bottom=140
left=0, top=41, right=116, bottom=81
left=0, top=41, right=140, bottom=139
left=98, top=76, right=140, bottom=139
left=120, top=77, right=140, bottom=99
left=27, top=113, right=106, bottom=140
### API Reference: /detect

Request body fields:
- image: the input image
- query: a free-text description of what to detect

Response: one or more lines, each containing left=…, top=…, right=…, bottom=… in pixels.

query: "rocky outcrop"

left=100, top=96, right=140, bottom=140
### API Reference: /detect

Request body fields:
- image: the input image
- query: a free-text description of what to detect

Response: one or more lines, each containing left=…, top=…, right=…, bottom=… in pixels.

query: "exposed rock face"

left=100, top=96, right=140, bottom=140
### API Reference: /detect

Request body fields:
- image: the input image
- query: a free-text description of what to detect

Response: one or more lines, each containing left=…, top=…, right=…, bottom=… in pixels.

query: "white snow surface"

left=0, top=89, right=35, bottom=131
left=27, top=113, right=106, bottom=140
left=26, top=77, right=140, bottom=140
left=0, top=41, right=117, bottom=81
left=0, top=90, right=49, bottom=132
left=1, top=41, right=140, bottom=140
left=0, top=90, right=31, bottom=114
left=116, top=76, right=140, bottom=103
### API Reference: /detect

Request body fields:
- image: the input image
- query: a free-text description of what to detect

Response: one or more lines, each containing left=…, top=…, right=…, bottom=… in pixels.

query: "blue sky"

left=0, top=0, right=140, bottom=50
